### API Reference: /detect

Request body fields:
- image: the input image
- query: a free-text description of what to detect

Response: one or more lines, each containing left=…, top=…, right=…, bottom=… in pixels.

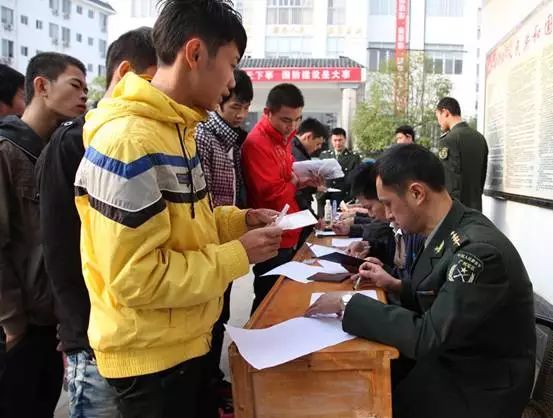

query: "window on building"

left=426, top=0, right=464, bottom=17
left=36, top=20, right=43, bottom=29
left=98, top=64, right=106, bottom=77
left=49, top=23, right=59, bottom=42
left=62, top=27, right=70, bottom=46
left=21, top=15, right=28, bottom=25
left=49, top=0, right=60, bottom=13
left=327, top=0, right=345, bottom=25
left=21, top=46, right=28, bottom=56
left=2, top=39, right=14, bottom=58
left=326, top=37, right=345, bottom=57
left=368, top=42, right=396, bottom=71
left=369, top=0, right=395, bottom=15
left=88, top=37, right=93, bottom=46
left=131, top=0, right=156, bottom=18
left=88, top=9, right=94, bottom=18
left=266, top=0, right=313, bottom=25
left=99, top=39, right=106, bottom=58
left=425, top=44, right=463, bottom=75
left=62, top=0, right=71, bottom=16
left=76, top=5, right=82, bottom=14
left=1, top=7, right=14, bottom=26
left=100, top=13, right=107, bottom=32
left=87, top=63, right=93, bottom=72
left=265, top=36, right=313, bottom=57
left=76, top=33, right=82, bottom=42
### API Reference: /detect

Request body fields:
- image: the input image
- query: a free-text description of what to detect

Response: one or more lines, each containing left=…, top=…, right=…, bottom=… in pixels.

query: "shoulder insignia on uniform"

left=449, top=230, right=468, bottom=248
left=434, top=240, right=445, bottom=256
left=438, top=147, right=448, bottom=160
left=447, top=250, right=484, bottom=284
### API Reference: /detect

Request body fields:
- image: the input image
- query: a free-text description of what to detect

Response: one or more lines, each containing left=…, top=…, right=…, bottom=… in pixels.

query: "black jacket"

left=35, top=116, right=89, bottom=353
left=438, top=122, right=488, bottom=211
left=343, top=200, right=535, bottom=418
left=0, top=116, right=56, bottom=337
left=291, top=137, right=316, bottom=211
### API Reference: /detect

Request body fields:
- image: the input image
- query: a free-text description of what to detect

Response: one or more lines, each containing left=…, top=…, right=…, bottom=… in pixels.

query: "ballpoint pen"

left=274, top=203, right=290, bottom=226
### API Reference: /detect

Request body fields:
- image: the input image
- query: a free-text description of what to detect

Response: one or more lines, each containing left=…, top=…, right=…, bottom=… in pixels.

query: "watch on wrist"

left=341, top=294, right=353, bottom=312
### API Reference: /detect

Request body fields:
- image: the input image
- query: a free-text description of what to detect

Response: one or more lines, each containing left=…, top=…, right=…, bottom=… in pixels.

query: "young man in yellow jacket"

left=74, top=1, right=282, bottom=416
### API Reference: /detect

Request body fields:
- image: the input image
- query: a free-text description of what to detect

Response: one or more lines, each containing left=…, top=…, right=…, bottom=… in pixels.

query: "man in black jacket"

left=36, top=28, right=157, bottom=418
left=0, top=52, right=87, bottom=418
left=306, top=144, right=535, bottom=418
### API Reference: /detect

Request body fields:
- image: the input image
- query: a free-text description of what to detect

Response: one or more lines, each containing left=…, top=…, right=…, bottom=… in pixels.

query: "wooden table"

left=229, top=236, right=400, bottom=418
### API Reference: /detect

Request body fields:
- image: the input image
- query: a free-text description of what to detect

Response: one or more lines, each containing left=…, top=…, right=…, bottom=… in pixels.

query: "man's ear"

left=34, top=76, right=50, bottom=98
left=183, top=38, right=203, bottom=70
left=409, top=182, right=427, bottom=205
left=115, top=60, right=132, bottom=82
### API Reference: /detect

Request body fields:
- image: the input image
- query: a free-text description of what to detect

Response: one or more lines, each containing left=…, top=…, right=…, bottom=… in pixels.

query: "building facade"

left=0, top=0, right=114, bottom=80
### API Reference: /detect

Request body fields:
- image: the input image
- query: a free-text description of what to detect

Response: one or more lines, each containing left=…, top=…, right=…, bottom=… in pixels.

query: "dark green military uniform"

left=438, top=122, right=488, bottom=211
left=316, top=148, right=361, bottom=215
left=342, top=200, right=535, bottom=418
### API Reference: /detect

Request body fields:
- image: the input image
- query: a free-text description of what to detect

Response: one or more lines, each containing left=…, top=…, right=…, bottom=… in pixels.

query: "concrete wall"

left=480, top=0, right=553, bottom=303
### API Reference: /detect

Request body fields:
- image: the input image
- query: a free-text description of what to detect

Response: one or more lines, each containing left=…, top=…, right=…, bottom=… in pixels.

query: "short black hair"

left=395, top=125, right=415, bottom=142
left=375, top=144, right=445, bottom=193
left=331, top=127, right=347, bottom=138
left=24, top=52, right=86, bottom=105
left=0, top=65, right=24, bottom=106
left=266, top=83, right=304, bottom=112
left=297, top=117, right=329, bottom=139
left=436, top=97, right=461, bottom=116
left=221, top=69, right=253, bottom=107
left=106, top=27, right=157, bottom=88
left=153, top=0, right=247, bottom=66
left=351, top=162, right=378, bottom=200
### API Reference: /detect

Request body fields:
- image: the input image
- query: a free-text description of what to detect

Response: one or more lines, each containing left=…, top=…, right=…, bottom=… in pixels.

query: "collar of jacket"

left=0, top=115, right=45, bottom=160
left=449, top=121, right=469, bottom=134
left=204, top=111, right=239, bottom=152
left=292, top=136, right=310, bottom=160
left=259, top=115, right=295, bottom=146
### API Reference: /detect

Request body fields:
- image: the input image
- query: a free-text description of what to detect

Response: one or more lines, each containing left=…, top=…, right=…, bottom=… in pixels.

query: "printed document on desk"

left=310, top=290, right=378, bottom=306
left=308, top=243, right=345, bottom=257
left=261, top=261, right=324, bottom=283
left=226, top=317, right=355, bottom=370
left=331, top=237, right=363, bottom=247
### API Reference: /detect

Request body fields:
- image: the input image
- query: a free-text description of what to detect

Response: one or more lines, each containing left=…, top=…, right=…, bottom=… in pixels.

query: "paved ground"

left=54, top=271, right=255, bottom=417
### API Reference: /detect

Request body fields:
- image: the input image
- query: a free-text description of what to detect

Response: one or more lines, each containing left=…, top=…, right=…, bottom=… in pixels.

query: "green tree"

left=353, top=52, right=452, bottom=154
left=87, top=75, right=106, bottom=105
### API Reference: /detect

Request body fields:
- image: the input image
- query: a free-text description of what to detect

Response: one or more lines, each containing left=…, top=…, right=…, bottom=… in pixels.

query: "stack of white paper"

left=314, top=230, right=336, bottom=237
left=308, top=243, right=345, bottom=257
left=277, top=210, right=318, bottom=230
left=261, top=261, right=324, bottom=283
left=331, top=237, right=363, bottom=248
left=226, top=317, right=355, bottom=370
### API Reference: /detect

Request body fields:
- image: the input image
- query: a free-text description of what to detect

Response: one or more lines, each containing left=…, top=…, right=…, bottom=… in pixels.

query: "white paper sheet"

left=317, top=260, right=349, bottom=274
left=309, top=290, right=378, bottom=306
left=292, top=159, right=344, bottom=180
left=326, top=187, right=342, bottom=192
left=226, top=317, right=355, bottom=370
left=261, top=261, right=324, bottom=283
left=314, top=229, right=336, bottom=237
left=331, top=237, right=363, bottom=247
left=277, top=209, right=318, bottom=230
left=307, top=243, right=345, bottom=257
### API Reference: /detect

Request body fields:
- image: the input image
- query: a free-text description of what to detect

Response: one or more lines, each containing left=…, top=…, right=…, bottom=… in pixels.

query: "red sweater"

left=242, top=116, right=300, bottom=249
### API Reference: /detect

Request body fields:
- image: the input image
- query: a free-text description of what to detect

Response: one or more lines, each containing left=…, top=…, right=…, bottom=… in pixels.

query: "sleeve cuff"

left=218, top=239, right=250, bottom=282
left=349, top=224, right=363, bottom=238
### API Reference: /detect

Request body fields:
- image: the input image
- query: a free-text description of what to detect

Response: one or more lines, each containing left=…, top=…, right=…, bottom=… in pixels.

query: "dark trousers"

left=251, top=248, right=295, bottom=315
left=107, top=354, right=218, bottom=418
left=0, top=325, right=64, bottom=418
left=207, top=283, right=232, bottom=383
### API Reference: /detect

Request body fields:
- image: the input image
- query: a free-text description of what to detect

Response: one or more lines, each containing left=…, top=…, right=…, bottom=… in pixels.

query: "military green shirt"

left=438, top=122, right=488, bottom=211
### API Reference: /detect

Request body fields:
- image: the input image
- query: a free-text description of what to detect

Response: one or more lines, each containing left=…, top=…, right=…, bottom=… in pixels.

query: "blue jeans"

left=66, top=350, right=119, bottom=418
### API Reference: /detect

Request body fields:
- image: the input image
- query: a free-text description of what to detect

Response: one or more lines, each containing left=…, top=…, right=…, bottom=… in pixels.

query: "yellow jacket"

left=75, top=73, right=250, bottom=378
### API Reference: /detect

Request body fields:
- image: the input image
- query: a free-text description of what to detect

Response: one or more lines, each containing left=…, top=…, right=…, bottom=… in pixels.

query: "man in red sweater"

left=242, top=83, right=318, bottom=313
